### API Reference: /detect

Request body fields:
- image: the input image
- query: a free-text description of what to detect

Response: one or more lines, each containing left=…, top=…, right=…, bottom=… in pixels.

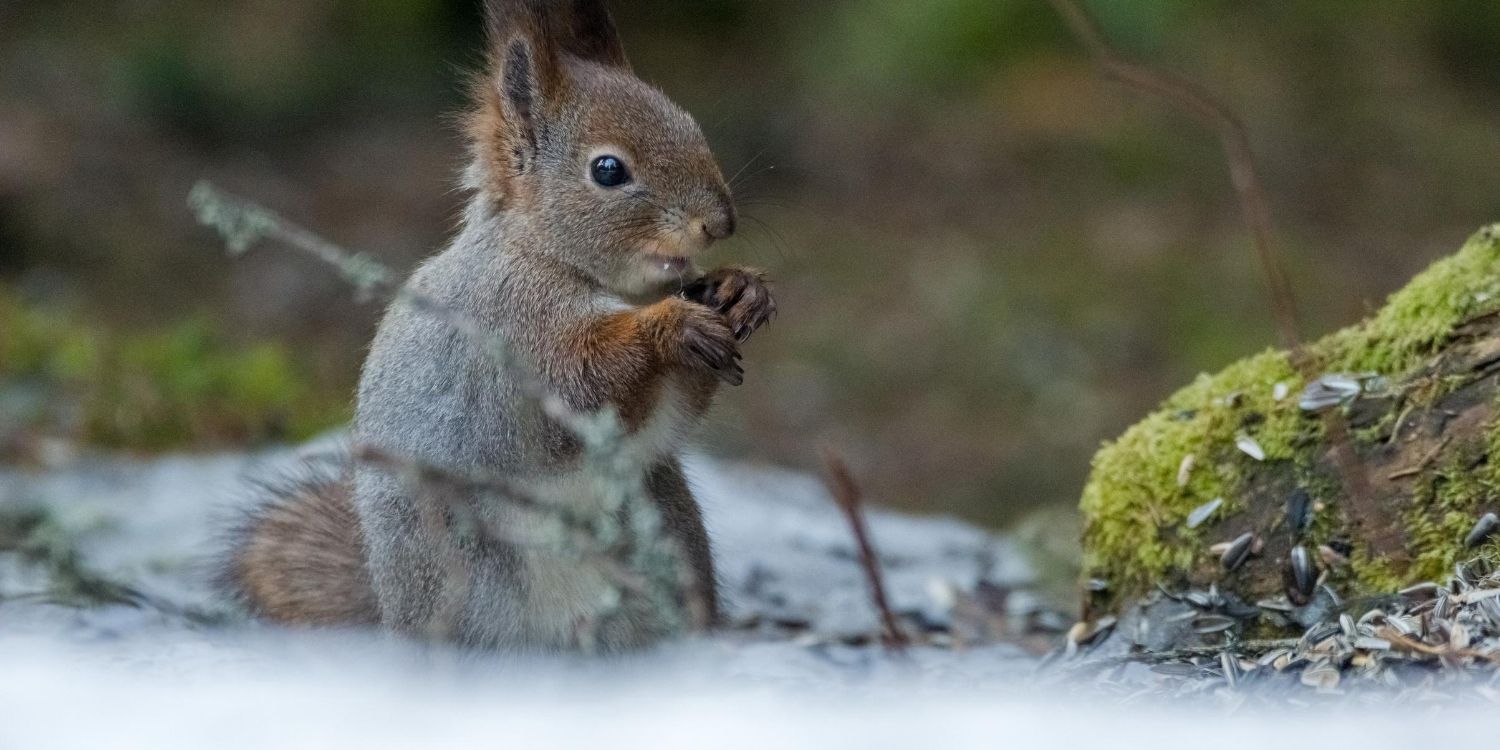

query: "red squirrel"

left=218, top=0, right=775, bottom=651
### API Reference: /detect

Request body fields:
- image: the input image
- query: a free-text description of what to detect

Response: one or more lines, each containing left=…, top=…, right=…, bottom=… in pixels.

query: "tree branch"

left=1045, top=0, right=1302, bottom=352
left=1045, top=0, right=1376, bottom=536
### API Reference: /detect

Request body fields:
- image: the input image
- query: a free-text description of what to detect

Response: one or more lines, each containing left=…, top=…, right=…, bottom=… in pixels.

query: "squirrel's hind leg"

left=647, top=458, right=720, bottom=629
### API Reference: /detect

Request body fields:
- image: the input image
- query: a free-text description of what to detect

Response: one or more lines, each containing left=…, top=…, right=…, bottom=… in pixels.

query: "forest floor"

left=0, top=448, right=1495, bottom=748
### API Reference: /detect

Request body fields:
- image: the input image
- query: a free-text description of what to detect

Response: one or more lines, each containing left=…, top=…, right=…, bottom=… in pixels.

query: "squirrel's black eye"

left=590, top=155, right=631, bottom=188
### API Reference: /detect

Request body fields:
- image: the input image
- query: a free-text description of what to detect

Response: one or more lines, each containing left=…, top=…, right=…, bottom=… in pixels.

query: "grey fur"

left=352, top=4, right=738, bottom=651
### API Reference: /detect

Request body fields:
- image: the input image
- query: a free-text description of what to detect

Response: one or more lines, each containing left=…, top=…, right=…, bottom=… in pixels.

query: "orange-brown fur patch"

left=567, top=306, right=660, bottom=428
left=545, top=297, right=722, bottom=431
left=637, top=298, right=728, bottom=413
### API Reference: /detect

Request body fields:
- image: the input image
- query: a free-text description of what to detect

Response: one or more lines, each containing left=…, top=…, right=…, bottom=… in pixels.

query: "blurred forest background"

left=3, top=0, right=1499, bottom=537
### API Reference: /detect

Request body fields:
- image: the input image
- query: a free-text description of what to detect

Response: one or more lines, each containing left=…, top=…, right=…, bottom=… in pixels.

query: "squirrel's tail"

left=216, top=460, right=380, bottom=627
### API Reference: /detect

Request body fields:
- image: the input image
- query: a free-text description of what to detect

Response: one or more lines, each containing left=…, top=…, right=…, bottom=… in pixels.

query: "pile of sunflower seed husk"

left=1048, top=558, right=1500, bottom=703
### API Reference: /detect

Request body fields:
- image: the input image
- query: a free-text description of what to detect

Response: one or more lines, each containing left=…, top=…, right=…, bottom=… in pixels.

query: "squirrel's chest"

left=501, top=379, right=701, bottom=648
left=615, top=373, right=703, bottom=465
left=514, top=374, right=700, bottom=513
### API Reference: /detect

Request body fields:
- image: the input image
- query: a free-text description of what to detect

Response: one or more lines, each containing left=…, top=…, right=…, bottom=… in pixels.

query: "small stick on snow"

left=821, top=449, right=910, bottom=651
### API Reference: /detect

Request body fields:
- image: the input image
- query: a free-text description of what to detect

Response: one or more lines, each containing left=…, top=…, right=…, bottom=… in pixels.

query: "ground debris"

left=1050, top=557, right=1500, bottom=702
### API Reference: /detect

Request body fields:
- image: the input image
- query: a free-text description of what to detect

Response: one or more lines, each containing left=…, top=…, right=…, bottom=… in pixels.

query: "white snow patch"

left=4, top=450, right=1484, bottom=747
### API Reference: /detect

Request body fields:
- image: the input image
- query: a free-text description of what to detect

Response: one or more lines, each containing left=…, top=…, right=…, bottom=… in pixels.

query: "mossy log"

left=1080, top=225, right=1500, bottom=621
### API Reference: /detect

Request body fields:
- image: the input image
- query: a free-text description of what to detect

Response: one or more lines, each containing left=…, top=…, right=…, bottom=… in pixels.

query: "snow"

left=0, top=449, right=1493, bottom=747
left=0, top=637, right=1489, bottom=749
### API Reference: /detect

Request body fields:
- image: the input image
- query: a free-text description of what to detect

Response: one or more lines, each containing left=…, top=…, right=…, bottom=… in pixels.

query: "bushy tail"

left=217, top=462, right=380, bottom=627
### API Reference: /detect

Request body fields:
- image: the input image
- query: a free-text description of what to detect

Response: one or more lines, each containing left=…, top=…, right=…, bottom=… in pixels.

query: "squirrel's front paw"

left=675, top=303, right=744, bottom=386
left=683, top=267, right=776, bottom=344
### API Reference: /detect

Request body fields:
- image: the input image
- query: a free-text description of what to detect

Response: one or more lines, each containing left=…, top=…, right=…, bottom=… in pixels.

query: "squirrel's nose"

left=699, top=206, right=736, bottom=241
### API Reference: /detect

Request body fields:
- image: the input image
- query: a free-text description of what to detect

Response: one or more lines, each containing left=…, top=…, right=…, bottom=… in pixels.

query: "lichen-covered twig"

left=821, top=449, right=910, bottom=651
left=188, top=182, right=595, bottom=438
left=354, top=444, right=651, bottom=595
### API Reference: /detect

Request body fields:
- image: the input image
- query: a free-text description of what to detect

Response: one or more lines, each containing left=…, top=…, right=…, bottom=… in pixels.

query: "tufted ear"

left=482, top=1, right=562, bottom=170
left=475, top=1, right=629, bottom=192
left=486, top=0, right=629, bottom=72
left=560, top=0, right=630, bottom=70
left=500, top=37, right=546, bottom=162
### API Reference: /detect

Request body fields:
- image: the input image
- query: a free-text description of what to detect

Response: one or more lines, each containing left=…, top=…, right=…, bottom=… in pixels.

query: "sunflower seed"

left=1299, top=374, right=1363, bottom=412
left=1386, top=615, right=1419, bottom=636
left=1236, top=435, right=1267, bottom=461
left=1177, top=454, right=1196, bottom=488
left=1067, top=616, right=1117, bottom=648
left=1273, top=382, right=1290, bottom=401
left=1287, top=546, right=1317, bottom=604
left=1220, top=651, right=1241, bottom=687
left=1286, top=489, right=1312, bottom=534
left=1221, top=532, right=1257, bottom=571
left=1319, top=544, right=1349, bottom=568
left=1186, top=498, right=1223, bottom=529
left=1464, top=512, right=1498, bottom=548
left=1257, top=596, right=1295, bottom=613
left=1301, top=660, right=1342, bottom=691
left=1339, top=613, right=1357, bottom=638
left=1257, top=648, right=1287, bottom=668
left=1183, top=590, right=1214, bottom=609
left=1272, top=651, right=1298, bottom=671
left=1193, top=614, right=1237, bottom=635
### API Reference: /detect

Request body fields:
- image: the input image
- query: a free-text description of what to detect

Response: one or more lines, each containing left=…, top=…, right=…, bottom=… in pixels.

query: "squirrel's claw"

left=685, top=267, right=776, bottom=344
left=731, top=283, right=777, bottom=344
left=680, top=312, right=744, bottom=386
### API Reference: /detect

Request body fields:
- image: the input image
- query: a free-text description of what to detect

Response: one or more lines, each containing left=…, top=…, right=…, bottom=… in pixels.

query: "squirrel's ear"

left=561, top=0, right=629, bottom=70
left=487, top=0, right=629, bottom=71
left=496, top=36, right=547, bottom=159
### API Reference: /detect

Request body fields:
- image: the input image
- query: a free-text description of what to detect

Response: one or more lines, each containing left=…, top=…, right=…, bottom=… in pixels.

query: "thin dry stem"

left=188, top=181, right=593, bottom=436
left=1045, top=0, right=1301, bottom=351
left=821, top=449, right=909, bottom=651
left=1046, top=0, right=1377, bottom=534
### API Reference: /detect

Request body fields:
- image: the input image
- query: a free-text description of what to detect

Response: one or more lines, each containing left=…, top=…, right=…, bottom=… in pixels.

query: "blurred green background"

left=3, top=0, right=1499, bottom=533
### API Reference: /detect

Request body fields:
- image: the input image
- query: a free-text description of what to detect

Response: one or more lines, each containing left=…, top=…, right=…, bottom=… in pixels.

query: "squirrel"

left=216, top=0, right=776, bottom=651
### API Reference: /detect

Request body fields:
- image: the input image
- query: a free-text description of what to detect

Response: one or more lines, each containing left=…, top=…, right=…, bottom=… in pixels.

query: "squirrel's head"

left=469, top=0, right=735, bottom=298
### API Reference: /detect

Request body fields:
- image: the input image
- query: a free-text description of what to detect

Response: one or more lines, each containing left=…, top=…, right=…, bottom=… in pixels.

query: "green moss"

left=1080, top=347, right=1308, bottom=593
left=1082, top=225, right=1500, bottom=604
left=0, top=286, right=348, bottom=453
left=1394, top=420, right=1500, bottom=585
left=1345, top=549, right=1405, bottom=595
left=1323, top=225, right=1500, bottom=376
